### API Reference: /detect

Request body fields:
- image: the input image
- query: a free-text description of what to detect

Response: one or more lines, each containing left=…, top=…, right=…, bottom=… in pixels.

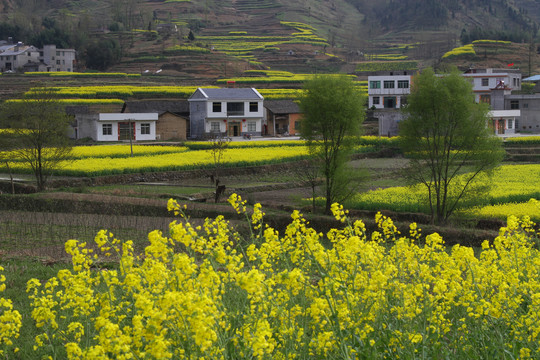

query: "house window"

left=523, top=103, right=528, bottom=109
left=508, top=119, right=514, bottom=129
left=212, top=102, right=221, bottom=112
left=397, top=80, right=409, bottom=89
left=372, top=96, right=380, bottom=105
left=247, top=121, right=256, bottom=132
left=249, top=102, right=258, bottom=112
left=383, top=81, right=395, bottom=89
left=481, top=78, right=489, bottom=86
left=510, top=100, right=519, bottom=109
left=102, top=124, right=112, bottom=136
left=56, top=60, right=60, bottom=65
left=227, top=102, right=244, bottom=115
left=210, top=121, right=221, bottom=133
left=369, top=81, right=380, bottom=89
left=141, top=123, right=151, bottom=135
left=294, top=121, right=301, bottom=130
left=480, top=95, right=491, bottom=104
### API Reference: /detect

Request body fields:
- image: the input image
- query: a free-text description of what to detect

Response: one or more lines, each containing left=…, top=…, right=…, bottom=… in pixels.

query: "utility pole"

left=129, top=119, right=134, bottom=157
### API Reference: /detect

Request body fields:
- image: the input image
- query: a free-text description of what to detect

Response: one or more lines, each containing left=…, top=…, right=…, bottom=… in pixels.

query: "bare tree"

left=294, top=159, right=322, bottom=213
left=0, top=90, right=73, bottom=191
left=207, top=133, right=231, bottom=203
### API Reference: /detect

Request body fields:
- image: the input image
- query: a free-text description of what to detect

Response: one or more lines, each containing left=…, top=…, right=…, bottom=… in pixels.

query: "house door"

left=497, top=119, right=505, bottom=135
left=384, top=97, right=396, bottom=109
left=118, top=122, right=136, bottom=140
left=228, top=123, right=239, bottom=137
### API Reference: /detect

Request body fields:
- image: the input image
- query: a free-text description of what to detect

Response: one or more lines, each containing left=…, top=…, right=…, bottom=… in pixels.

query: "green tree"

left=84, top=38, right=122, bottom=71
left=0, top=92, right=73, bottom=191
left=299, top=75, right=365, bottom=214
left=399, top=68, right=504, bottom=225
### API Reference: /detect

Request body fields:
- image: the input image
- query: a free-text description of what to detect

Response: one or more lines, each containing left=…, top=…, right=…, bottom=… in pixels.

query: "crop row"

left=442, top=44, right=476, bottom=59
left=24, top=72, right=141, bottom=78
left=3, top=146, right=310, bottom=176
left=24, top=86, right=211, bottom=99
left=2, top=143, right=380, bottom=176
left=355, top=61, right=418, bottom=72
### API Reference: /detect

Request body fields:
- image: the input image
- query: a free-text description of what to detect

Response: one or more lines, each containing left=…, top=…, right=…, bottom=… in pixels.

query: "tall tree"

left=0, top=91, right=73, bottom=191
left=399, top=68, right=504, bottom=224
left=300, top=75, right=365, bottom=214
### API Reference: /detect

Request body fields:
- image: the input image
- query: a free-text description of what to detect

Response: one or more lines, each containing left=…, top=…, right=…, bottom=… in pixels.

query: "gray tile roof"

left=124, top=100, right=190, bottom=115
left=264, top=100, right=301, bottom=114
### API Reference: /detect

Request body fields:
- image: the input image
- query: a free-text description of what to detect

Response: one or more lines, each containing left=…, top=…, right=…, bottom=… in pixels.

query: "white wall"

left=205, top=100, right=264, bottom=119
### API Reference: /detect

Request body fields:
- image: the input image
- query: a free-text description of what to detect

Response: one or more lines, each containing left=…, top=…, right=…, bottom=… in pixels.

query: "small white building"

left=489, top=110, right=520, bottom=135
left=96, top=113, right=158, bottom=141
left=368, top=74, right=411, bottom=109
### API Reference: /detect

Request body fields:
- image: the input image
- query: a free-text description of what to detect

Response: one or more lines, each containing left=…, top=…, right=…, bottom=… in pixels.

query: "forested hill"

left=346, top=0, right=538, bottom=36
left=0, top=0, right=538, bottom=75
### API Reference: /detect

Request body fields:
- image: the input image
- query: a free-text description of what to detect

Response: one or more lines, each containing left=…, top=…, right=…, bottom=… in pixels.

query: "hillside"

left=0, top=0, right=539, bottom=84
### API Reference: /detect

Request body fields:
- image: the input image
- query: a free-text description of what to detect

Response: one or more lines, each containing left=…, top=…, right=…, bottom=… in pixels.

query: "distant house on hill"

left=461, top=68, right=522, bottom=104
left=156, top=23, right=178, bottom=35
left=0, top=42, right=75, bottom=73
left=40, top=44, right=76, bottom=72
left=123, top=100, right=190, bottom=140
left=188, top=88, right=264, bottom=138
left=0, top=42, right=40, bottom=72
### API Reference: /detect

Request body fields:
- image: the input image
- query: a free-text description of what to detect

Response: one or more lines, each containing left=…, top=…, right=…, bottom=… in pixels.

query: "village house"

left=0, top=42, right=40, bottom=72
left=370, top=68, right=530, bottom=136
left=73, top=112, right=158, bottom=142
left=0, top=42, right=76, bottom=72
left=264, top=100, right=302, bottom=136
left=367, top=71, right=412, bottom=136
left=188, top=88, right=264, bottom=139
left=0, top=42, right=76, bottom=73
left=40, top=44, right=76, bottom=72
left=461, top=68, right=522, bottom=104
left=123, top=100, right=190, bottom=140
left=368, top=72, right=412, bottom=109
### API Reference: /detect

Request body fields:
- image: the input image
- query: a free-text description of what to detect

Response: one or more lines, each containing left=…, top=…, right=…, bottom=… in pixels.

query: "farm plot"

left=347, top=164, right=540, bottom=221
left=2, top=142, right=377, bottom=177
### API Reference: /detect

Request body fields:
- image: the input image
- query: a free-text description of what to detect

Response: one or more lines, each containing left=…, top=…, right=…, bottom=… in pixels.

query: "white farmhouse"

left=368, top=74, right=411, bottom=109
left=188, top=88, right=264, bottom=138
left=94, top=113, right=158, bottom=141
left=0, top=42, right=40, bottom=72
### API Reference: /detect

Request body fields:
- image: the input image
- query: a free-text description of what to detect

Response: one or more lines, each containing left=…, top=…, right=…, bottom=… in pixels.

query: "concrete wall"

left=504, top=95, right=540, bottom=133
left=189, top=100, right=206, bottom=138
left=374, top=110, right=405, bottom=137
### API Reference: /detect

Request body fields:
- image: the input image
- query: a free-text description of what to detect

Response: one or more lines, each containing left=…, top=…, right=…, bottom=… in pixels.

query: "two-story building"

left=40, top=44, right=76, bottom=72
left=0, top=42, right=76, bottom=72
left=368, top=73, right=411, bottom=109
left=188, top=88, right=264, bottom=138
left=0, top=42, right=40, bottom=72
left=461, top=68, right=522, bottom=104
left=367, top=72, right=412, bottom=136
